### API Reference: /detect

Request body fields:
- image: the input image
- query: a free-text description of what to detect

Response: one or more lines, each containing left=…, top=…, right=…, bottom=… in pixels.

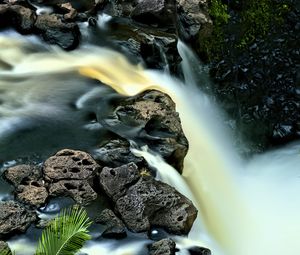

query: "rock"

left=149, top=238, right=176, bottom=255
left=93, top=139, right=145, bottom=168
left=0, top=201, right=36, bottom=239
left=188, top=246, right=211, bottom=255
left=48, top=180, right=97, bottom=205
left=16, top=181, right=48, bottom=207
left=99, top=163, right=197, bottom=234
left=60, top=2, right=77, bottom=20
left=131, top=0, right=175, bottom=25
left=176, top=0, right=212, bottom=39
left=34, top=14, right=80, bottom=50
left=0, top=241, right=10, bottom=252
left=95, top=209, right=127, bottom=239
left=0, top=4, right=36, bottom=33
left=4, top=164, right=41, bottom=187
left=44, top=149, right=100, bottom=205
left=44, top=149, right=100, bottom=181
left=98, top=90, right=188, bottom=173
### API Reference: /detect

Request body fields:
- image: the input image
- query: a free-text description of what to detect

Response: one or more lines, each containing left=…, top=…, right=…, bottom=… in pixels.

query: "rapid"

left=0, top=30, right=300, bottom=255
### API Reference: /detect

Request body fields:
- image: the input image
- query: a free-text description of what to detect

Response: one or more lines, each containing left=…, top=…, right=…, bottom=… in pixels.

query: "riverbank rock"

left=0, top=4, right=36, bottom=33
left=34, top=14, right=80, bottom=50
left=99, top=163, right=197, bottom=234
left=44, top=149, right=100, bottom=205
left=149, top=238, right=176, bottom=255
left=188, top=246, right=211, bottom=255
left=98, top=90, right=188, bottom=173
left=96, top=209, right=127, bottom=239
left=0, top=201, right=36, bottom=239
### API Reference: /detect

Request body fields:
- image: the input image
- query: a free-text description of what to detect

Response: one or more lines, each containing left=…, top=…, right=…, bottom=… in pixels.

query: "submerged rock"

left=0, top=201, right=36, bottom=239
left=96, top=209, right=127, bottom=239
left=98, top=90, right=188, bottom=173
left=44, top=149, right=100, bottom=205
left=149, top=238, right=176, bottom=255
left=99, top=163, right=197, bottom=234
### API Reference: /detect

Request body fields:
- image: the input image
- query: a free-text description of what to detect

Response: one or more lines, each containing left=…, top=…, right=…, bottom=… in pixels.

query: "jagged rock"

left=0, top=241, right=10, bottom=252
left=0, top=201, right=36, bottom=238
left=149, top=238, right=176, bottom=255
left=0, top=4, right=36, bottom=33
left=98, top=90, right=188, bottom=173
left=176, top=0, right=212, bottom=39
left=96, top=209, right=127, bottom=239
left=93, top=139, right=145, bottom=168
left=4, top=164, right=41, bottom=187
left=131, top=0, right=175, bottom=25
left=44, top=149, right=100, bottom=205
left=44, top=149, right=100, bottom=181
left=188, top=246, right=211, bottom=255
left=34, top=14, right=80, bottom=50
left=16, top=181, right=48, bottom=207
left=99, top=163, right=197, bottom=234
left=48, top=180, right=97, bottom=205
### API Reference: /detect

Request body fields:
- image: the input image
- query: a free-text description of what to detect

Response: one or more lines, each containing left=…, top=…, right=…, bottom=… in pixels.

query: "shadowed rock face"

left=149, top=238, right=176, bottom=255
left=98, top=90, right=188, bottom=173
left=99, top=163, right=197, bottom=235
left=0, top=201, right=36, bottom=239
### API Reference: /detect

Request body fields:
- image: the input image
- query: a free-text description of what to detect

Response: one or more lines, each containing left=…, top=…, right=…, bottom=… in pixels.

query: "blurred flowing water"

left=0, top=27, right=300, bottom=255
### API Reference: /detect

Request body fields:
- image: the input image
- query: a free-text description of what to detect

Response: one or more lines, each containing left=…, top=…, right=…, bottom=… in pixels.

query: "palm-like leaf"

left=35, top=206, right=92, bottom=255
left=0, top=248, right=13, bottom=255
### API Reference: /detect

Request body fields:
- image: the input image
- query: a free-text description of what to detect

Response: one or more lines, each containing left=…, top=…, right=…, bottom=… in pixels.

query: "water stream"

left=1, top=30, right=300, bottom=255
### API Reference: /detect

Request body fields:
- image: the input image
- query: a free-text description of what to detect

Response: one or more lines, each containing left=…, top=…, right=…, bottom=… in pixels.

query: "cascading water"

left=1, top=32, right=300, bottom=255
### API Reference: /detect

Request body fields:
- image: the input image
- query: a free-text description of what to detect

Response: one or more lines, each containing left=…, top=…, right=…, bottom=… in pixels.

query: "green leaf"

left=0, top=248, right=14, bottom=255
left=35, top=206, right=92, bottom=255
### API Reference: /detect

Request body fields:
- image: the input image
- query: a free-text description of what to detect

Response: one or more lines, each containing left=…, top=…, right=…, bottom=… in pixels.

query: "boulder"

left=98, top=90, right=188, bottom=173
left=0, top=201, right=36, bottom=239
left=99, top=163, right=197, bottom=234
left=0, top=4, right=36, bottom=33
left=188, top=246, right=211, bottom=255
left=34, top=14, right=80, bottom=50
left=149, top=238, right=176, bottom=255
left=95, top=209, right=127, bottom=239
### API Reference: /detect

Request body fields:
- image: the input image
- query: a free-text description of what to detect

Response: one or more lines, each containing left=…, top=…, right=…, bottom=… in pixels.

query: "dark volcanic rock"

left=99, top=163, right=197, bottom=234
left=149, top=238, right=176, bottom=255
left=98, top=90, right=188, bottom=173
left=0, top=201, right=36, bottom=239
left=34, top=14, right=80, bottom=50
left=44, top=149, right=100, bottom=205
left=96, top=209, right=127, bottom=239
left=188, top=246, right=211, bottom=255
left=4, top=164, right=41, bottom=187
left=0, top=4, right=36, bottom=33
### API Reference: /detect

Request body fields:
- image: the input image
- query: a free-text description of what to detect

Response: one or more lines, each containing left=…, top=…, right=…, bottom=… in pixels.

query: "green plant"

left=36, top=206, right=92, bottom=255
left=0, top=248, right=14, bottom=255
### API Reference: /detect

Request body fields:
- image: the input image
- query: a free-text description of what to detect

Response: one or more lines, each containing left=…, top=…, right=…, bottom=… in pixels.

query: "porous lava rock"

left=98, top=90, right=188, bottom=173
left=99, top=163, right=197, bottom=234
left=44, top=149, right=100, bottom=205
left=149, top=238, right=176, bottom=255
left=95, top=209, right=127, bottom=239
left=0, top=201, right=36, bottom=239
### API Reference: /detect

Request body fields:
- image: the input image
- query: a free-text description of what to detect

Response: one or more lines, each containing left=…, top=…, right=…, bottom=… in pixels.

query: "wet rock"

left=0, top=4, right=36, bottom=33
left=44, top=149, right=100, bottom=205
left=16, top=181, right=48, bottom=207
left=0, top=201, right=36, bottom=238
left=131, top=0, right=175, bottom=25
left=100, top=163, right=197, bottom=234
left=98, top=90, right=188, bottom=173
left=95, top=209, right=127, bottom=239
left=188, top=246, right=211, bottom=255
left=176, top=0, right=212, bottom=39
left=34, top=14, right=80, bottom=50
left=44, top=149, right=100, bottom=181
left=0, top=241, right=10, bottom=252
left=60, top=2, right=77, bottom=20
left=48, top=180, right=97, bottom=205
left=93, top=138, right=145, bottom=168
left=149, top=238, right=176, bottom=255
left=4, top=164, right=41, bottom=187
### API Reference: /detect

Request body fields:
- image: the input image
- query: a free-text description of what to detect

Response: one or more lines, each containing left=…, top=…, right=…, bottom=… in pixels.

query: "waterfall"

left=1, top=34, right=300, bottom=255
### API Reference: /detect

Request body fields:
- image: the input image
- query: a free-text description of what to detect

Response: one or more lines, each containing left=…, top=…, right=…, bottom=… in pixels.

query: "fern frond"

left=35, top=206, right=92, bottom=255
